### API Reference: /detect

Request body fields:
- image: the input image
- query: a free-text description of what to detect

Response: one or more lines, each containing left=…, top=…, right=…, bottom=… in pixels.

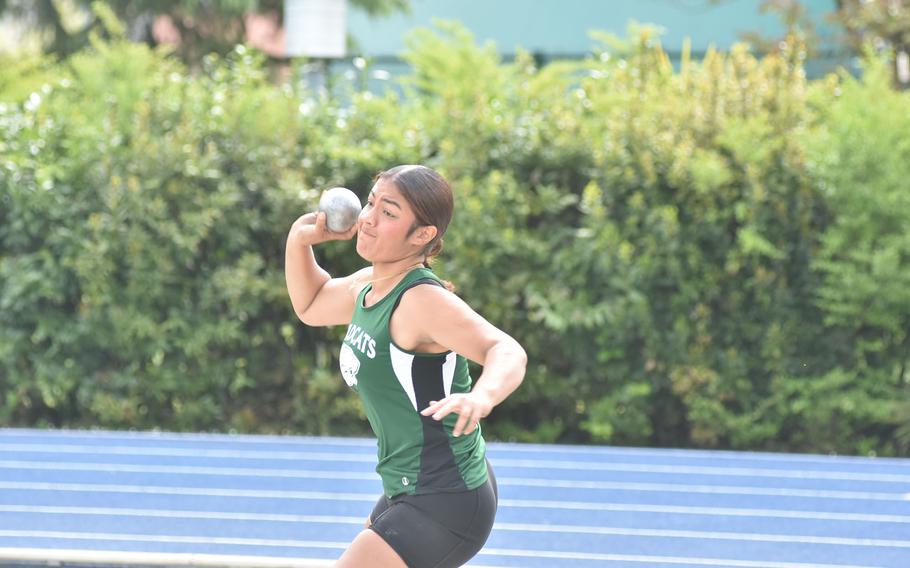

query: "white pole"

left=284, top=0, right=348, bottom=59
left=896, top=50, right=909, bottom=87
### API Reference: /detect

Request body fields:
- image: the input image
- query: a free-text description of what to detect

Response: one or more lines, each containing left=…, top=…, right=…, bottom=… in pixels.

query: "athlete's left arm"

left=401, top=285, right=527, bottom=437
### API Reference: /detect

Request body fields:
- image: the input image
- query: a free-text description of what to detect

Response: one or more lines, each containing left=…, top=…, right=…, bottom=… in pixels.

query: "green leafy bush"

left=2, top=24, right=908, bottom=455
left=0, top=41, right=354, bottom=432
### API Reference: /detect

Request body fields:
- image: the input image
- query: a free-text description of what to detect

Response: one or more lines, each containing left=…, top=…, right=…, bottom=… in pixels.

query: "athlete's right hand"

left=289, top=211, right=359, bottom=246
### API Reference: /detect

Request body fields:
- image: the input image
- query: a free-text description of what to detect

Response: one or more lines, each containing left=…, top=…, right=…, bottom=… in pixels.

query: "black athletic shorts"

left=369, top=460, right=498, bottom=568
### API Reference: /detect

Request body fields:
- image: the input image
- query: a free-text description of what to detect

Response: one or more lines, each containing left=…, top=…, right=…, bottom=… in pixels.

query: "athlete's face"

left=356, top=179, right=436, bottom=263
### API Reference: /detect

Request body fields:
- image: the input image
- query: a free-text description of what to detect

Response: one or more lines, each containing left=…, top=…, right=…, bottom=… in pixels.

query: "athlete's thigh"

left=336, top=529, right=408, bottom=568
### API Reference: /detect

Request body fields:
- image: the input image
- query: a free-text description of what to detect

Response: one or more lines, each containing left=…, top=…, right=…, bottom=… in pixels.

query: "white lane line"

left=5, top=441, right=905, bottom=479
left=0, top=505, right=364, bottom=524
left=1, top=482, right=907, bottom=523
left=2, top=428, right=903, bottom=471
left=476, top=547, right=882, bottom=568
left=490, top=444, right=906, bottom=467
left=500, top=477, right=908, bottom=501
left=0, top=530, right=349, bottom=550
left=5, top=462, right=907, bottom=502
left=2, top=469, right=905, bottom=503
left=499, top=499, right=910, bottom=524
left=2, top=453, right=908, bottom=484
left=0, top=444, right=376, bottom=462
left=3, top=445, right=906, bottom=504
left=493, top=458, right=910, bottom=483
left=0, top=481, right=378, bottom=502
left=0, top=460, right=377, bottom=480
left=0, top=428, right=376, bottom=448
left=0, top=548, right=335, bottom=568
left=493, top=522, right=910, bottom=548
left=0, top=534, right=884, bottom=568
left=2, top=505, right=909, bottom=548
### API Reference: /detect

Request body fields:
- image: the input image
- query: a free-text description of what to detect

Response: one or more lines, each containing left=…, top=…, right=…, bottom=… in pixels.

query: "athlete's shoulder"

left=396, top=279, right=468, bottom=320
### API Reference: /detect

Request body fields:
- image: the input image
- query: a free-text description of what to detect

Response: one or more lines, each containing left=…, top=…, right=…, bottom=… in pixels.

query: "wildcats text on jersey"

left=344, top=323, right=377, bottom=359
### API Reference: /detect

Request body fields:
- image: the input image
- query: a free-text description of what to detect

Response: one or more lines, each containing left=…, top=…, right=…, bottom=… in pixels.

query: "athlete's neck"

left=367, top=257, right=426, bottom=297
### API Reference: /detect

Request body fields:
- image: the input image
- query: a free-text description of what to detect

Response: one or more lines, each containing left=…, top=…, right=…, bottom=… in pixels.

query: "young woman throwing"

left=285, top=165, right=527, bottom=568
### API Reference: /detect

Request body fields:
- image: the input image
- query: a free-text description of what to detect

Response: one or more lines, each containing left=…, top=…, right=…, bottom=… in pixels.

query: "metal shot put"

left=319, top=186, right=362, bottom=232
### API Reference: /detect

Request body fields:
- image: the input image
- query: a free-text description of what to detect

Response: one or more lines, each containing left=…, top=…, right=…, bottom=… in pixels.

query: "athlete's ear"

left=411, top=225, right=437, bottom=246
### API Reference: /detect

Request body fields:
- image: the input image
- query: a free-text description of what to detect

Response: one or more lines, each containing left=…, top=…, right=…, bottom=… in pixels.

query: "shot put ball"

left=318, top=187, right=362, bottom=232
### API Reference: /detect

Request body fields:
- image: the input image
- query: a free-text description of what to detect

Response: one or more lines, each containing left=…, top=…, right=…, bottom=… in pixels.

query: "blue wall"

left=318, top=0, right=848, bottom=94
left=348, top=0, right=841, bottom=58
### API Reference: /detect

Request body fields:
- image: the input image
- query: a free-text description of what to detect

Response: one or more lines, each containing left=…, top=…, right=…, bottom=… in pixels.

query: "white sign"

left=285, top=0, right=347, bottom=58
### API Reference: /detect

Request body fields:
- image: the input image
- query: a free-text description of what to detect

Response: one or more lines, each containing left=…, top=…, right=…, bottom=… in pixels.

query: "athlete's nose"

left=359, top=204, right=376, bottom=226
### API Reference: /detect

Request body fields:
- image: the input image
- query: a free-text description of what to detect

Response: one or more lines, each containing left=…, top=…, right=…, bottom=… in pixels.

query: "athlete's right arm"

left=285, top=211, right=368, bottom=327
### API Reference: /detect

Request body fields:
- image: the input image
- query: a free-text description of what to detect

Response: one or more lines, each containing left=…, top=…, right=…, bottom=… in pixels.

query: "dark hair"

left=375, top=165, right=453, bottom=267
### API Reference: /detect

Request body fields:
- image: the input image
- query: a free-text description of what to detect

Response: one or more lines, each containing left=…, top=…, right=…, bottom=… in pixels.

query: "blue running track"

left=0, top=428, right=908, bottom=567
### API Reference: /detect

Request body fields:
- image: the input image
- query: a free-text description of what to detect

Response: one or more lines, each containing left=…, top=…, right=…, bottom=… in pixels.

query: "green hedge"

left=1, top=25, right=908, bottom=455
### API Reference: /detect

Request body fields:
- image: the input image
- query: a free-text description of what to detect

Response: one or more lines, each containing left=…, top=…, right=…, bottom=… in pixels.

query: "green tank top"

left=340, top=267, right=488, bottom=497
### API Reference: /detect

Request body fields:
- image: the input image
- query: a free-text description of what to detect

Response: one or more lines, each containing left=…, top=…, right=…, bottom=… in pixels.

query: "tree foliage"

left=1, top=23, right=908, bottom=455
left=0, top=0, right=410, bottom=63
left=736, top=0, right=910, bottom=88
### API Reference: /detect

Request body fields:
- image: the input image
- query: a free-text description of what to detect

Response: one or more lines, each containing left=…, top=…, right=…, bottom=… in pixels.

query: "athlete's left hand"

left=421, top=392, right=494, bottom=437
